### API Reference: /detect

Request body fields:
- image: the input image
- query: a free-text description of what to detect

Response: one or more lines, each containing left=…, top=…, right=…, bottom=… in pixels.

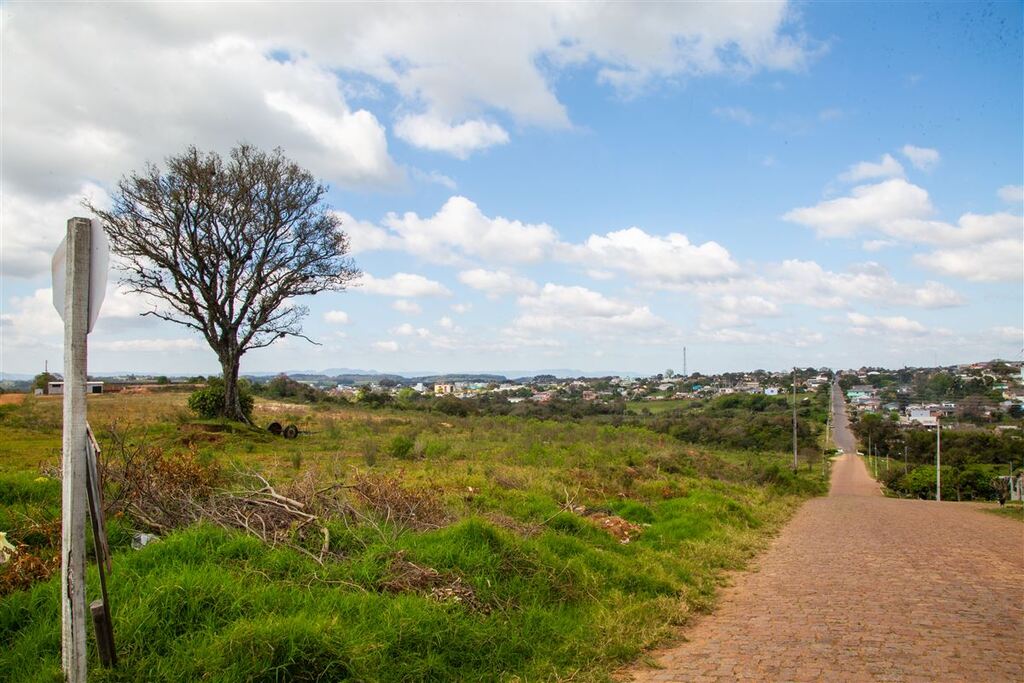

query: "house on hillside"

left=846, top=385, right=875, bottom=400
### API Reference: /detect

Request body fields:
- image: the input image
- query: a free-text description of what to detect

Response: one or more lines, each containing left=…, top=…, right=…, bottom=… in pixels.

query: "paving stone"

left=628, top=406, right=1024, bottom=683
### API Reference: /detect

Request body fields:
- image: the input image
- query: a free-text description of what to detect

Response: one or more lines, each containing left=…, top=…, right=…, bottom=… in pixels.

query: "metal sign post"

left=52, top=217, right=110, bottom=682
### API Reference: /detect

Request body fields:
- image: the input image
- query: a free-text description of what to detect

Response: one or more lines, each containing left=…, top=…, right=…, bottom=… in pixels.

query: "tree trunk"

left=220, top=354, right=247, bottom=423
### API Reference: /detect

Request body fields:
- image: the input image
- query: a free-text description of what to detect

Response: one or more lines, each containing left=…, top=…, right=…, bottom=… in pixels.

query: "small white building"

left=906, top=408, right=937, bottom=427
left=47, top=381, right=103, bottom=395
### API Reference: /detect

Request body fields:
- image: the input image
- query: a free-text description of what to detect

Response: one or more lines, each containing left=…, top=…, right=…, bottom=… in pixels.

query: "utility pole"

left=904, top=445, right=908, bottom=475
left=60, top=218, right=91, bottom=682
left=792, top=367, right=798, bottom=470
left=936, top=416, right=942, bottom=502
left=683, top=346, right=687, bottom=378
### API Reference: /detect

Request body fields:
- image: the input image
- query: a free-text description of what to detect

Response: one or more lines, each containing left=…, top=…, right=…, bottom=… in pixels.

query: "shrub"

left=387, top=435, right=416, bottom=460
left=435, top=396, right=470, bottom=417
left=188, top=379, right=254, bottom=422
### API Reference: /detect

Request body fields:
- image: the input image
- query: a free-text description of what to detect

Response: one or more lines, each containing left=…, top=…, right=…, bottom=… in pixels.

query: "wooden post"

left=61, top=218, right=91, bottom=682
left=90, top=600, right=116, bottom=667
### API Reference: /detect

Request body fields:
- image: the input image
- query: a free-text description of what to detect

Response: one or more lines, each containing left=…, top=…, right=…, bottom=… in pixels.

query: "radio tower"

left=683, top=346, right=687, bottom=378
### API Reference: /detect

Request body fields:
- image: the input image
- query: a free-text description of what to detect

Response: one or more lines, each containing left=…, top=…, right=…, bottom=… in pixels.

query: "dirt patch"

left=586, top=513, right=644, bottom=544
left=381, top=550, right=487, bottom=612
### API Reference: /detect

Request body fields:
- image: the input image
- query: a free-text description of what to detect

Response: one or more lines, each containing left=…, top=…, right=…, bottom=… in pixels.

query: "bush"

left=435, top=396, right=470, bottom=417
left=386, top=435, right=416, bottom=460
left=188, top=379, right=254, bottom=421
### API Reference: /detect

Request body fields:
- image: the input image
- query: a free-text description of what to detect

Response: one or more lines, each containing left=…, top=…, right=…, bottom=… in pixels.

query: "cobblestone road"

left=630, top=386, right=1024, bottom=682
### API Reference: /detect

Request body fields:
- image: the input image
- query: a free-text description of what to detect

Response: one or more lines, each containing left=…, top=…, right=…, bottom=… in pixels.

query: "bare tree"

left=90, top=144, right=359, bottom=421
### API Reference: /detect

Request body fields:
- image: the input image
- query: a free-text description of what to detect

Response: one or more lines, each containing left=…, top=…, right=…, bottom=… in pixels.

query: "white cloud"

left=451, top=303, right=472, bottom=314
left=998, top=185, right=1024, bottom=203
left=392, top=300, right=423, bottom=315
left=712, top=106, right=755, bottom=126
left=458, top=269, right=538, bottom=297
left=391, top=323, right=430, bottom=338
left=1, top=183, right=111, bottom=278
left=862, top=239, right=897, bottom=252
left=395, top=115, right=510, bottom=158
left=900, top=145, right=940, bottom=171
left=771, top=260, right=963, bottom=309
left=358, top=273, right=451, bottom=297
left=838, top=154, right=905, bottom=183
left=323, top=310, right=350, bottom=324
left=368, top=196, right=559, bottom=264
left=373, top=340, right=400, bottom=352
left=3, top=3, right=814, bottom=204
left=334, top=211, right=400, bottom=254
left=914, top=238, right=1023, bottom=282
left=2, top=25, right=400, bottom=200
left=847, top=312, right=928, bottom=336
left=783, top=178, right=933, bottom=238
left=567, top=227, right=739, bottom=285
left=691, top=260, right=965, bottom=311
left=512, top=283, right=666, bottom=334
left=881, top=212, right=1021, bottom=247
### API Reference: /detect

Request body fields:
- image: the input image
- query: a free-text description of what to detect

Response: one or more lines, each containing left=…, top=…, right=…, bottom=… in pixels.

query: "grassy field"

left=0, top=392, right=825, bottom=681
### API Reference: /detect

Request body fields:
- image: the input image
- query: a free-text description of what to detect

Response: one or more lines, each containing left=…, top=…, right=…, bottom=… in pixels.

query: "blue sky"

left=1, top=2, right=1021, bottom=377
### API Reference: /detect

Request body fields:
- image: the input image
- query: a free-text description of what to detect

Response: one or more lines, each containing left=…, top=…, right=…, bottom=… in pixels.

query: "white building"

left=47, top=381, right=104, bottom=395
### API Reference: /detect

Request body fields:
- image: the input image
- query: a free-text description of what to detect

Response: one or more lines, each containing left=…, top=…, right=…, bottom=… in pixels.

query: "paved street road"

left=631, top=385, right=1023, bottom=682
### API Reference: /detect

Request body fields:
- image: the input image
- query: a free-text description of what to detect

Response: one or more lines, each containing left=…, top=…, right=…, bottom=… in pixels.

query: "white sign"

left=52, top=219, right=110, bottom=333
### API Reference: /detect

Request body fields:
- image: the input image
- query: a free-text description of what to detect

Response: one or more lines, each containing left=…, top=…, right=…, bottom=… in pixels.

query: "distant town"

left=14, top=359, right=1024, bottom=429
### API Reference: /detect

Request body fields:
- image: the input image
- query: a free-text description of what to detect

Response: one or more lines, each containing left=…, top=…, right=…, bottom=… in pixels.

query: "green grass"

left=0, top=392, right=824, bottom=681
left=980, top=501, right=1024, bottom=522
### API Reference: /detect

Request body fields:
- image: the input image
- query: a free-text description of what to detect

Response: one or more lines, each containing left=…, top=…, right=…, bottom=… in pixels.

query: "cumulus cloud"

left=567, top=227, right=739, bottom=286
left=2, top=3, right=815, bottom=201
left=900, top=145, right=940, bottom=171
left=394, top=115, right=509, bottom=158
left=512, top=283, right=666, bottom=334
left=881, top=212, right=1021, bottom=247
left=914, top=238, right=1023, bottom=282
left=847, top=312, right=928, bottom=336
left=783, top=178, right=933, bottom=238
left=391, top=323, right=430, bottom=338
left=358, top=273, right=451, bottom=297
left=2, top=22, right=400, bottom=200
left=323, top=310, right=350, bottom=324
left=838, top=154, right=905, bottom=183
left=1, top=184, right=111, bottom=279
left=458, top=269, right=538, bottom=297
left=366, top=196, right=559, bottom=264
left=691, top=260, right=964, bottom=311
left=373, top=340, right=400, bottom=352
left=786, top=167, right=1022, bottom=283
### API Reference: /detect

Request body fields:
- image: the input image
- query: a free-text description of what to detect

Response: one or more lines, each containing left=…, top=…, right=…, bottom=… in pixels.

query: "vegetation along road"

left=631, top=386, right=1023, bottom=682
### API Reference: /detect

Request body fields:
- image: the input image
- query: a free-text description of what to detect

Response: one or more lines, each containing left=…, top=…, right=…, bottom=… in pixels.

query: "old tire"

left=267, top=421, right=283, bottom=436
left=283, top=424, right=299, bottom=439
